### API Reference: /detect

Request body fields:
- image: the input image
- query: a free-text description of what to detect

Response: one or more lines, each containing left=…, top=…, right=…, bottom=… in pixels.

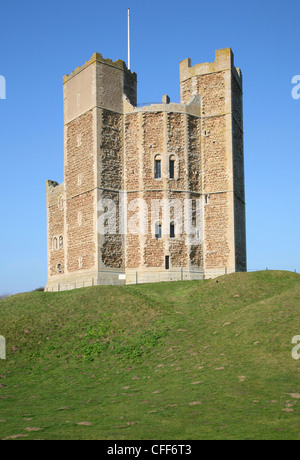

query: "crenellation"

left=63, top=52, right=136, bottom=84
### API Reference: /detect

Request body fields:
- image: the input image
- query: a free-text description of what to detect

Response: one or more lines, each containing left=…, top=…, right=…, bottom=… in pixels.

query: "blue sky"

left=0, top=0, right=299, bottom=294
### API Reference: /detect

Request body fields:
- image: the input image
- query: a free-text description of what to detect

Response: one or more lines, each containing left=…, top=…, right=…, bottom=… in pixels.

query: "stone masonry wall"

left=141, top=112, right=166, bottom=268
left=124, top=113, right=141, bottom=269
left=187, top=115, right=201, bottom=192
left=143, top=191, right=164, bottom=268
left=100, top=189, right=124, bottom=269
left=181, top=68, right=233, bottom=272
left=124, top=108, right=203, bottom=271
left=65, top=110, right=95, bottom=200
left=187, top=115, right=202, bottom=267
left=168, top=191, right=189, bottom=268
left=124, top=113, right=140, bottom=191
left=126, top=192, right=141, bottom=269
left=204, top=193, right=230, bottom=269
left=47, top=182, right=65, bottom=276
left=181, top=72, right=226, bottom=115
left=202, top=115, right=227, bottom=193
left=142, top=112, right=164, bottom=189
left=66, top=191, right=96, bottom=272
left=166, top=113, right=186, bottom=190
left=65, top=109, right=96, bottom=273
left=100, top=110, right=123, bottom=190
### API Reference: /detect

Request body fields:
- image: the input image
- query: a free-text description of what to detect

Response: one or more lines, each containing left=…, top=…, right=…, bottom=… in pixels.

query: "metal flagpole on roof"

left=128, top=8, right=130, bottom=70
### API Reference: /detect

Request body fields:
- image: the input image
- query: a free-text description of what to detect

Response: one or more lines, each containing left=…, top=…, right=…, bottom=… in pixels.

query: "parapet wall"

left=180, top=48, right=242, bottom=96
left=63, top=53, right=137, bottom=84
left=123, top=95, right=201, bottom=117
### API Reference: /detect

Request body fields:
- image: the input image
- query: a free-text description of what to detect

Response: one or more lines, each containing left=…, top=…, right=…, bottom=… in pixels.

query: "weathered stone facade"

left=46, top=48, right=246, bottom=291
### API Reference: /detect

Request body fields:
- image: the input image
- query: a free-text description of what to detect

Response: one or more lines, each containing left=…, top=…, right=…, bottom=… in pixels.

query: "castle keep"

left=45, top=48, right=246, bottom=291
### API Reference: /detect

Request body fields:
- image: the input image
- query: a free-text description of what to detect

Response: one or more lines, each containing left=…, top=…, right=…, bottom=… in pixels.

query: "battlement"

left=123, top=94, right=201, bottom=117
left=180, top=48, right=241, bottom=82
left=63, top=52, right=137, bottom=85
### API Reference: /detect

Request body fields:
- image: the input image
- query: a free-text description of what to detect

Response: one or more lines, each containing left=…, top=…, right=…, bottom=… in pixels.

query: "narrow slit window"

left=165, top=256, right=170, bottom=270
left=155, top=222, right=162, bottom=239
left=154, top=159, right=161, bottom=179
left=170, top=222, right=175, bottom=238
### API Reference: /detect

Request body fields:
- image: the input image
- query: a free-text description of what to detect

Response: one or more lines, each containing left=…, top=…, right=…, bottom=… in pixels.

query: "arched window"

left=170, top=222, right=175, bottom=238
left=53, top=237, right=58, bottom=250
left=169, top=155, right=175, bottom=179
left=59, top=236, right=63, bottom=249
left=154, top=155, right=161, bottom=179
left=155, top=222, right=162, bottom=239
left=57, top=263, right=62, bottom=274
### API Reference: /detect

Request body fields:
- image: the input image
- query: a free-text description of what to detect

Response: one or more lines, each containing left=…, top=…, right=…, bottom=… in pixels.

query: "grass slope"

left=0, top=271, right=299, bottom=440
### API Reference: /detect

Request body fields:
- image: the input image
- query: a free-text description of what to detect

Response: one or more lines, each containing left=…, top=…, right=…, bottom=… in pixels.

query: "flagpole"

left=127, top=8, right=130, bottom=70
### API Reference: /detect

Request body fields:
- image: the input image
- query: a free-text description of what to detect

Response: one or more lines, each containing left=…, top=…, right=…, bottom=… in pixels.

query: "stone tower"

left=180, top=48, right=246, bottom=276
left=46, top=48, right=246, bottom=291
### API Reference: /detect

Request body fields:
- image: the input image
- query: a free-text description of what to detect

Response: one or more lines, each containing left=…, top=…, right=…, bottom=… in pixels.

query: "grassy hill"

left=0, top=270, right=299, bottom=440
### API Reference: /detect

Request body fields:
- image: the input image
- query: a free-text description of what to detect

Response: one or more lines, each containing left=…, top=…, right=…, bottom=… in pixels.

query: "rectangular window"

left=155, top=159, right=161, bottom=179
left=170, top=222, right=175, bottom=238
left=169, top=159, right=175, bottom=179
left=165, top=256, right=170, bottom=270
left=155, top=223, right=162, bottom=239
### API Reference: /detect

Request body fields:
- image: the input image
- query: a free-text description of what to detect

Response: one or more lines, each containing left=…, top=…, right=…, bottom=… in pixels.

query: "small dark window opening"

left=155, top=222, right=162, bottom=239
left=169, top=159, right=175, bottom=179
left=154, top=159, right=161, bottom=179
left=165, top=256, right=170, bottom=270
left=170, top=222, right=175, bottom=238
left=57, top=263, right=62, bottom=274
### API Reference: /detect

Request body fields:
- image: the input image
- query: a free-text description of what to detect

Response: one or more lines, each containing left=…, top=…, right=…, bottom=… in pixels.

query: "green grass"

left=0, top=270, right=299, bottom=440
